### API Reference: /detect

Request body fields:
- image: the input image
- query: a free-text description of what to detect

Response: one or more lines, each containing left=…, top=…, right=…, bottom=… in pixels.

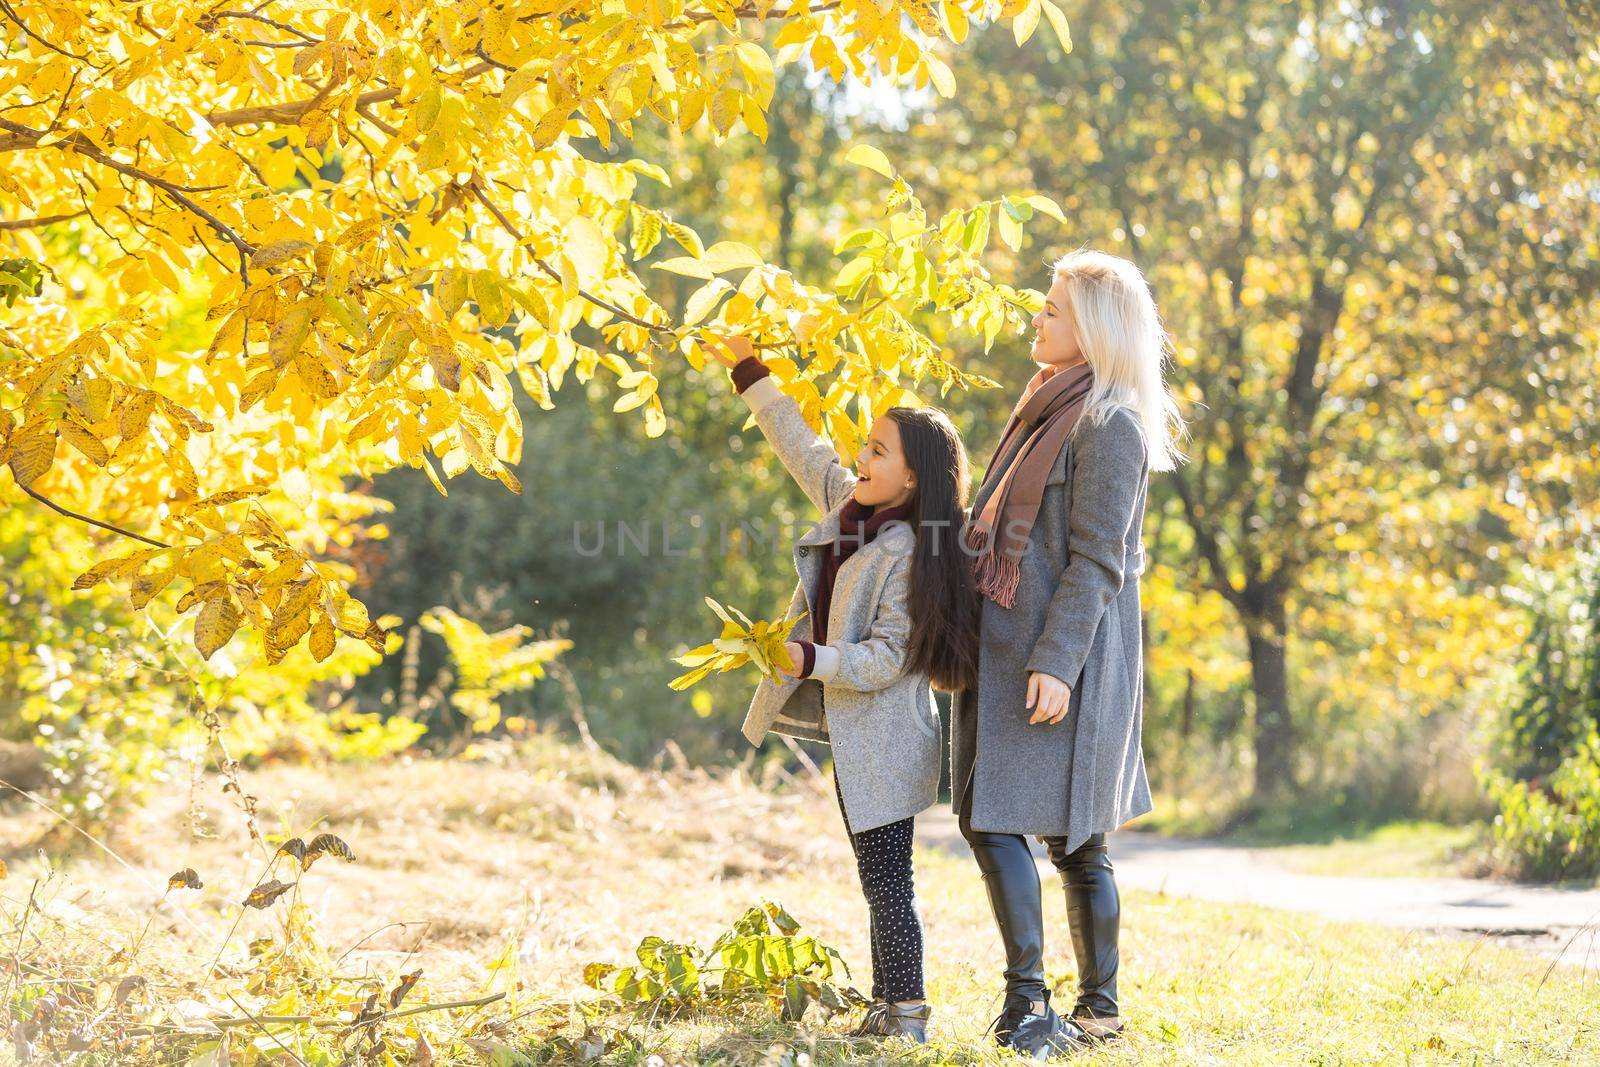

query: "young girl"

left=707, top=334, right=979, bottom=1044
left=953, top=250, right=1185, bottom=1056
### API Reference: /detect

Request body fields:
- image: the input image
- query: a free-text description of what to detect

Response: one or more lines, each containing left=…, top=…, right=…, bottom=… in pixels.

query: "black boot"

left=960, top=813, right=1048, bottom=1005
left=1046, top=833, right=1122, bottom=1038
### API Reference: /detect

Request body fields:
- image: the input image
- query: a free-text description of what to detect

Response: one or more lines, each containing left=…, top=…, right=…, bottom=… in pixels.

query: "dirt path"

left=918, top=811, right=1600, bottom=968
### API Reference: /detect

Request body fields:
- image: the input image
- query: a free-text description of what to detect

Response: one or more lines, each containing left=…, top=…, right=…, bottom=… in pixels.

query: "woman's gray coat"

left=952, top=405, right=1152, bottom=853
left=736, top=376, right=942, bottom=833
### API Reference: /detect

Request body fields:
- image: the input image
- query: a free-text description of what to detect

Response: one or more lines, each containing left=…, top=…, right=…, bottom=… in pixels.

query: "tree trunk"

left=1245, top=602, right=1293, bottom=800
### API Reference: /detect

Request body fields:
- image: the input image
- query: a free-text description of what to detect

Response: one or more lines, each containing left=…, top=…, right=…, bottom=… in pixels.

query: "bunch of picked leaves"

left=582, top=901, right=864, bottom=1023
left=668, top=598, right=807, bottom=690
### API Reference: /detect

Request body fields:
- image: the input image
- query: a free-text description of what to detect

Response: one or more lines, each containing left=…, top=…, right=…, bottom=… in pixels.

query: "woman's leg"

left=957, top=787, right=1048, bottom=1007
left=1043, top=833, right=1120, bottom=1026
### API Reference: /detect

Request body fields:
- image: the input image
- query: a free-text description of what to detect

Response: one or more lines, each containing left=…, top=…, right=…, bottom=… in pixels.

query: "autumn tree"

left=913, top=0, right=1600, bottom=797
left=1, top=0, right=1074, bottom=672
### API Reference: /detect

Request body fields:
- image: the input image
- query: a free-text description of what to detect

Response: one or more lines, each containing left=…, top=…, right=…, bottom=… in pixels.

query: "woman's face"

left=1030, top=275, right=1085, bottom=369
left=852, top=416, right=916, bottom=509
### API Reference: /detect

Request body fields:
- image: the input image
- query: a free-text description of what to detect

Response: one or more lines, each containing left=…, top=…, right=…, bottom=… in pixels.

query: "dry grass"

left=4, top=732, right=1599, bottom=1065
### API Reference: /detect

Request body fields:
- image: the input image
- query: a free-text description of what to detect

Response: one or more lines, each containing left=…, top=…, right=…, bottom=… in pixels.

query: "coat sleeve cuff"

left=731, top=356, right=771, bottom=393
left=808, top=643, right=841, bottom=682
left=738, top=375, right=783, bottom=416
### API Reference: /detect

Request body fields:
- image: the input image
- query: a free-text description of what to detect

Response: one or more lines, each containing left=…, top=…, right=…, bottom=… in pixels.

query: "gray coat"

left=952, top=405, right=1152, bottom=852
left=736, top=376, right=942, bottom=833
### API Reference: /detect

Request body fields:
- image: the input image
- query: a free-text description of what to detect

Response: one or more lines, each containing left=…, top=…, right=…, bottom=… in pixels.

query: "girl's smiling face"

left=1030, top=274, right=1086, bottom=369
left=852, top=415, right=916, bottom=509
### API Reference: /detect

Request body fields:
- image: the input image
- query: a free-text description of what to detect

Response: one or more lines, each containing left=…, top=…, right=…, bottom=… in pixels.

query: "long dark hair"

left=885, top=406, right=980, bottom=693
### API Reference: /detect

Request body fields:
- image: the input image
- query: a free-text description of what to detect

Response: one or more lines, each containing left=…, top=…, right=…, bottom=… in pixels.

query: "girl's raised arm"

left=707, top=337, right=857, bottom=513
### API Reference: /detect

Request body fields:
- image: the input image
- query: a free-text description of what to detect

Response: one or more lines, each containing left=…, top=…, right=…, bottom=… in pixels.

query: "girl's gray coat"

left=952, top=405, right=1152, bottom=853
left=737, top=377, right=941, bottom=833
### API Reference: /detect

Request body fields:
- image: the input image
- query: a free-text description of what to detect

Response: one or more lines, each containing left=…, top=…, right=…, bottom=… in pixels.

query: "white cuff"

left=808, top=643, right=841, bottom=682
left=739, top=376, right=783, bottom=416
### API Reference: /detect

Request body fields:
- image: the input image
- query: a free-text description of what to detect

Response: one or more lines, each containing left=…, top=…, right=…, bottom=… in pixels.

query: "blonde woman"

left=953, top=250, right=1185, bottom=1056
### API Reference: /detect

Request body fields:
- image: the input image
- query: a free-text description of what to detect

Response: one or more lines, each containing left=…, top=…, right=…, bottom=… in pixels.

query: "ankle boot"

left=1046, top=833, right=1121, bottom=1025
left=853, top=1000, right=932, bottom=1043
left=1005, top=989, right=1089, bottom=1059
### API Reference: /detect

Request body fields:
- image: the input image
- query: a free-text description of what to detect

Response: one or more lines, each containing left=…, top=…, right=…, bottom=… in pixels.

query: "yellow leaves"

left=419, top=607, right=570, bottom=730
left=269, top=300, right=315, bottom=368
left=942, top=2, right=970, bottom=43
left=732, top=43, right=775, bottom=106
left=413, top=84, right=444, bottom=133
left=73, top=550, right=158, bottom=592
left=337, top=218, right=385, bottom=250
left=473, top=270, right=509, bottom=327
left=612, top=372, right=656, bottom=412
left=530, top=105, right=573, bottom=148
left=130, top=565, right=177, bottom=610
left=564, top=217, right=611, bottom=291
left=922, top=55, right=956, bottom=98
left=844, top=144, right=895, bottom=179
left=426, top=343, right=462, bottom=392
left=344, top=407, right=387, bottom=445
left=653, top=241, right=765, bottom=279
left=64, top=376, right=112, bottom=423
left=4, top=419, right=58, bottom=487
left=669, top=598, right=807, bottom=689
left=1039, top=0, right=1073, bottom=54
left=369, top=328, right=413, bottom=383
left=194, top=591, right=242, bottom=660
left=434, top=268, right=469, bottom=317
left=310, top=615, right=337, bottom=662
left=630, top=207, right=664, bottom=259
left=710, top=88, right=743, bottom=137
left=239, top=369, right=280, bottom=413
left=683, top=279, right=734, bottom=326
left=0, top=0, right=1068, bottom=674
left=252, top=240, right=314, bottom=269
left=610, top=369, right=666, bottom=435
left=1012, top=0, right=1041, bottom=45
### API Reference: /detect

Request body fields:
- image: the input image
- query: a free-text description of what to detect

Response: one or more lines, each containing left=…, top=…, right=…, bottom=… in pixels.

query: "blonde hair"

left=1052, top=249, right=1186, bottom=472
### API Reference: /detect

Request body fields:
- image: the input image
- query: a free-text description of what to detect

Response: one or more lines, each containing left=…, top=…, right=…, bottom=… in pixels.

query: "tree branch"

left=465, top=179, right=674, bottom=336
left=16, top=482, right=172, bottom=549
left=204, top=8, right=321, bottom=45
left=0, top=117, right=254, bottom=260
left=1168, top=468, right=1249, bottom=613
left=0, top=210, right=88, bottom=231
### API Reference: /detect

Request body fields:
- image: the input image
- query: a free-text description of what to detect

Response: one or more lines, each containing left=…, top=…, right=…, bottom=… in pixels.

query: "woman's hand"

left=1026, top=671, right=1072, bottom=725
left=777, top=641, right=806, bottom=678
left=704, top=334, right=757, bottom=369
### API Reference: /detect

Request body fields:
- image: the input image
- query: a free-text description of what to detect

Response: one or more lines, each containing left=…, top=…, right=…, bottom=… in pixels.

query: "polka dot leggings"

left=834, top=774, right=925, bottom=1003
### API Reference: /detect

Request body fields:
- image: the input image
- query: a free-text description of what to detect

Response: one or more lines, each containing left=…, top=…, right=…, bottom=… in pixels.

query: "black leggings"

left=834, top=774, right=924, bottom=1002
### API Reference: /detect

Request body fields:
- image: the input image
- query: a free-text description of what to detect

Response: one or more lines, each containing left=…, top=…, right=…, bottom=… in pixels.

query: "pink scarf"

left=964, top=361, right=1095, bottom=608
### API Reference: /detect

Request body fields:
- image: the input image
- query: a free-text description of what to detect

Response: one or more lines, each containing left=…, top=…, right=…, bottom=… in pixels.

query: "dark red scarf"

left=812, top=497, right=914, bottom=644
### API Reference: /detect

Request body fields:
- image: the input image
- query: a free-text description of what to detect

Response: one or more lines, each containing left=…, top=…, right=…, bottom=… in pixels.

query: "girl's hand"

left=705, top=334, right=757, bottom=369
left=777, top=641, right=806, bottom=678
left=1026, top=671, right=1072, bottom=725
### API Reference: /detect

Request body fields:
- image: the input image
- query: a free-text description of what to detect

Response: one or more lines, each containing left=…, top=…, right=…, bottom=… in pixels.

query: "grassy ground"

left=4, top=734, right=1597, bottom=1064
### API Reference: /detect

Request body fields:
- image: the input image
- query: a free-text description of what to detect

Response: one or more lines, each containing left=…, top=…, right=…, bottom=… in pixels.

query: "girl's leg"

left=833, top=774, right=885, bottom=1002
left=1043, top=833, right=1120, bottom=1029
left=849, top=814, right=924, bottom=1004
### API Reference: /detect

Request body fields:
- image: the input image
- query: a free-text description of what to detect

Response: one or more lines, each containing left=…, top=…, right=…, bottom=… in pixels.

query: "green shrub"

left=1484, top=732, right=1600, bottom=882
left=582, top=901, right=866, bottom=1022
